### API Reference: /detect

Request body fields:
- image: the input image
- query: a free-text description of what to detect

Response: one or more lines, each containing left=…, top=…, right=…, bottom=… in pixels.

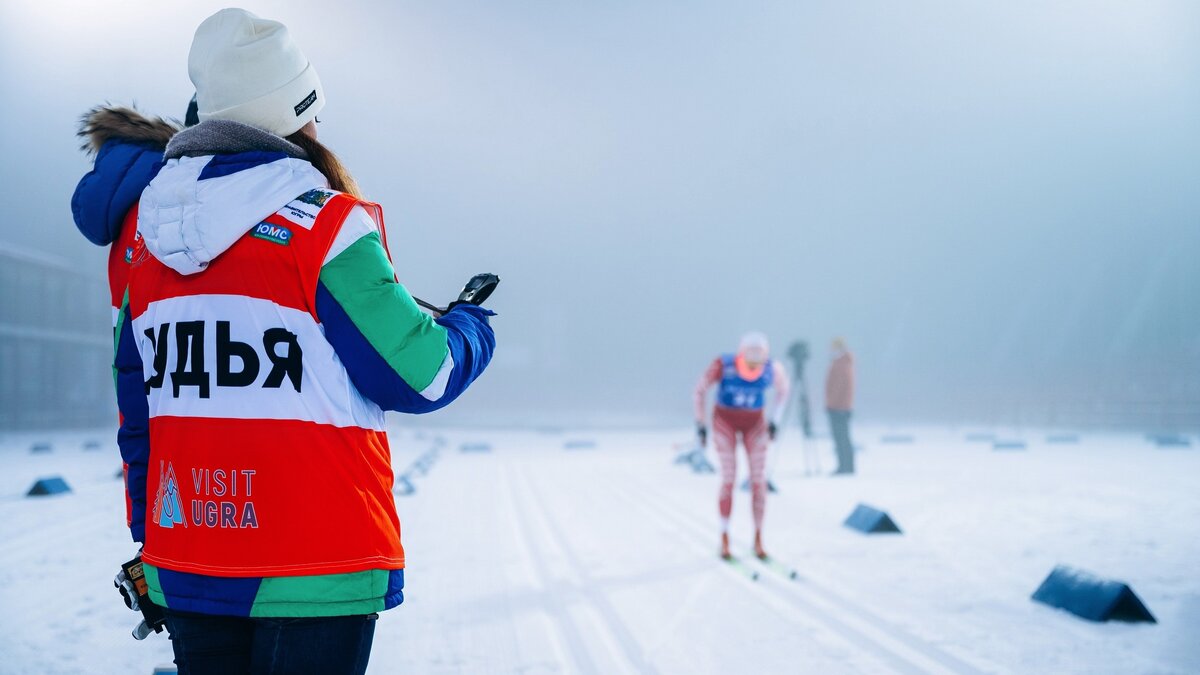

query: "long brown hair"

left=286, top=130, right=363, bottom=198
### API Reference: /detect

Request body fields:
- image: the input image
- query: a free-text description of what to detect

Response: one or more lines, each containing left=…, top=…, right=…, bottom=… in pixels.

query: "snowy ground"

left=0, top=424, right=1197, bottom=674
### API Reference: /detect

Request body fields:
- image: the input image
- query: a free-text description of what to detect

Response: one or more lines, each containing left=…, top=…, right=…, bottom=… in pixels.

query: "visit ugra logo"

left=153, top=461, right=187, bottom=529
left=253, top=222, right=292, bottom=245
left=191, top=468, right=259, bottom=529
left=153, top=463, right=261, bottom=530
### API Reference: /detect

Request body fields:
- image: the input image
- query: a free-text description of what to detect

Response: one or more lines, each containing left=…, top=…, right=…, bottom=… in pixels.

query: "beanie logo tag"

left=294, top=90, right=318, bottom=117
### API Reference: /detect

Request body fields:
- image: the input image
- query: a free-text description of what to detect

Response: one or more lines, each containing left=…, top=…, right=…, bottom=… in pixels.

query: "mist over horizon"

left=2, top=0, right=1198, bottom=430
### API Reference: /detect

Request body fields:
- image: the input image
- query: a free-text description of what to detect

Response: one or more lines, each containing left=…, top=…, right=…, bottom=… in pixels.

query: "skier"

left=110, top=9, right=496, bottom=674
left=694, top=332, right=790, bottom=560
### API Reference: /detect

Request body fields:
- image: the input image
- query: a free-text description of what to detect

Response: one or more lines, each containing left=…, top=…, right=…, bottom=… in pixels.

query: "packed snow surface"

left=0, top=425, right=1197, bottom=674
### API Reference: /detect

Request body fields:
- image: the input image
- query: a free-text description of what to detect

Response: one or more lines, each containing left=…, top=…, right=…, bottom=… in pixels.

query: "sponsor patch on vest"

left=252, top=222, right=292, bottom=246
left=294, top=89, right=318, bottom=117
left=124, top=247, right=133, bottom=263
left=281, top=189, right=335, bottom=223
left=151, top=460, right=261, bottom=530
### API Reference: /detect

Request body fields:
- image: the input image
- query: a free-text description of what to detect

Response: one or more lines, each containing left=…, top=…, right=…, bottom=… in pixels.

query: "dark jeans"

left=828, top=409, right=854, bottom=473
left=164, top=609, right=376, bottom=675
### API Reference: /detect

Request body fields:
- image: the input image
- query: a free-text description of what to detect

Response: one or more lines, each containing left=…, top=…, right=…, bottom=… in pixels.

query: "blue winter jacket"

left=73, top=141, right=164, bottom=245
left=72, top=106, right=177, bottom=246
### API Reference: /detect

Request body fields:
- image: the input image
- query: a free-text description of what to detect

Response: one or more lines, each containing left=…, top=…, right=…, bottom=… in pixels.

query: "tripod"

left=787, top=340, right=821, bottom=476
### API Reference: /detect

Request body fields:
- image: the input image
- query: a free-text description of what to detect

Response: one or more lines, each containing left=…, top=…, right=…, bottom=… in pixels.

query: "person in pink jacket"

left=825, top=337, right=856, bottom=475
left=694, top=333, right=790, bottom=560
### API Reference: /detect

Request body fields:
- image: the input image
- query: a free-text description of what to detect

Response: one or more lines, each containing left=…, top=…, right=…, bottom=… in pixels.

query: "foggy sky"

left=2, top=0, right=1198, bottom=428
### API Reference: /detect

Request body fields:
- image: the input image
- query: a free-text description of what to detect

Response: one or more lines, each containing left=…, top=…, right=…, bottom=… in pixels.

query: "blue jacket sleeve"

left=114, top=300, right=150, bottom=543
left=315, top=282, right=496, bottom=414
left=430, top=304, right=497, bottom=407
left=72, top=141, right=164, bottom=246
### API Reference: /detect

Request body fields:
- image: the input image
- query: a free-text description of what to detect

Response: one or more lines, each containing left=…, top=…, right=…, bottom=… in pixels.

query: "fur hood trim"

left=77, top=105, right=181, bottom=155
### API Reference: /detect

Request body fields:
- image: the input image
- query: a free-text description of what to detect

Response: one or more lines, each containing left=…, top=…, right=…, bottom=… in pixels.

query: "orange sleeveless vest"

left=129, top=189, right=404, bottom=577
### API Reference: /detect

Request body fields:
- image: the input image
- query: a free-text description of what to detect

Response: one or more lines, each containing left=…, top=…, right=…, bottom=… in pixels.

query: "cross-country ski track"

left=1, top=426, right=1197, bottom=674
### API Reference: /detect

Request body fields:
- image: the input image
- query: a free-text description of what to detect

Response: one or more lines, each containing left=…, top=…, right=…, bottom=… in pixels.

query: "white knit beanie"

left=189, top=8, right=324, bottom=137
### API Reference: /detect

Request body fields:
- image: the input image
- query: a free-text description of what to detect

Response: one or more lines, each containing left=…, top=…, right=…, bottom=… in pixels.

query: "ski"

left=749, top=554, right=799, bottom=580
left=722, top=555, right=760, bottom=581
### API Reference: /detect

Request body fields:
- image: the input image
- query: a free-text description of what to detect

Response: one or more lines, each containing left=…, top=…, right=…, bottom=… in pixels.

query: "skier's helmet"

left=738, top=331, right=770, bottom=363
left=736, top=332, right=770, bottom=380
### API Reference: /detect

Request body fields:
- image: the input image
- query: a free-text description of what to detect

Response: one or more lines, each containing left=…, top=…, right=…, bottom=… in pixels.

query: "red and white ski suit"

left=695, top=357, right=790, bottom=530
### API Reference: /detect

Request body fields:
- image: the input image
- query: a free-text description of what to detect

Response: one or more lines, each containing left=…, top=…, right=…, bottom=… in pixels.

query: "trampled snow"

left=0, top=426, right=1197, bottom=674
